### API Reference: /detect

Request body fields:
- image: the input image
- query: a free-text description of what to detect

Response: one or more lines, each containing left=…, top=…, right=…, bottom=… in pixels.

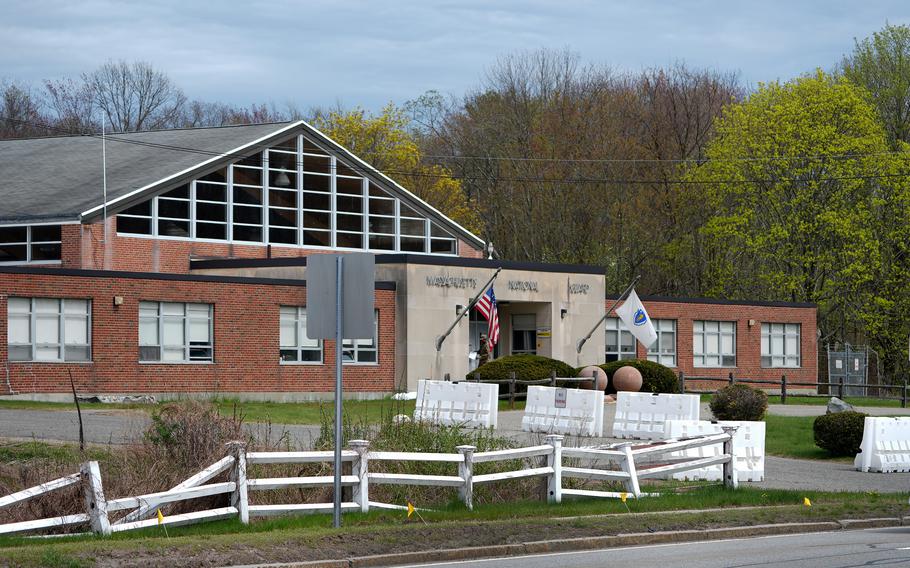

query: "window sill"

left=280, top=361, right=324, bottom=366
left=761, top=366, right=801, bottom=370
left=9, top=360, right=93, bottom=365
left=138, top=361, right=214, bottom=365
left=342, top=362, right=380, bottom=367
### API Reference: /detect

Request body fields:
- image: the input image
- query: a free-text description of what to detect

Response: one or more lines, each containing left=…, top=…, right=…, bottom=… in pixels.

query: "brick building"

left=0, top=121, right=816, bottom=400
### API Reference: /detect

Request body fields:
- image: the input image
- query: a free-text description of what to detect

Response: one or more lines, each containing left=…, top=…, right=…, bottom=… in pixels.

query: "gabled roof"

left=0, top=121, right=484, bottom=249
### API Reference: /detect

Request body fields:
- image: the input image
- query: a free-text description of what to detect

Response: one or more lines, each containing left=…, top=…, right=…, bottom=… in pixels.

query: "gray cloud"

left=1, top=0, right=907, bottom=110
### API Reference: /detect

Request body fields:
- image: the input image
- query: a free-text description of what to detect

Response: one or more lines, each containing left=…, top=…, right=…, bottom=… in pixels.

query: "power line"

left=1, top=115, right=908, bottom=186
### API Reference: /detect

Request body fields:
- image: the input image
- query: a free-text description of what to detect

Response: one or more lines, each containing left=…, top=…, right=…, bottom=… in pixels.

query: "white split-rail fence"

left=0, top=429, right=738, bottom=537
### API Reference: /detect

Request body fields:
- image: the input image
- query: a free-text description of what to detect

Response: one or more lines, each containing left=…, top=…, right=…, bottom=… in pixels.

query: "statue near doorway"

left=478, top=333, right=491, bottom=366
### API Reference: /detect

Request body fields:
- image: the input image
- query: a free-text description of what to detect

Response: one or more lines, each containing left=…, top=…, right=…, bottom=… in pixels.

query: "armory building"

left=0, top=121, right=817, bottom=400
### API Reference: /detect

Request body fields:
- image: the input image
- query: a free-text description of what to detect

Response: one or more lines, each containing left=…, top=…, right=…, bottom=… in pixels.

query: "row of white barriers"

left=521, top=386, right=605, bottom=437
left=855, top=417, right=910, bottom=473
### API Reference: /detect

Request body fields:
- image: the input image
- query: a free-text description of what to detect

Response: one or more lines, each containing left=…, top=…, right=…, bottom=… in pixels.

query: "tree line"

left=3, top=24, right=910, bottom=375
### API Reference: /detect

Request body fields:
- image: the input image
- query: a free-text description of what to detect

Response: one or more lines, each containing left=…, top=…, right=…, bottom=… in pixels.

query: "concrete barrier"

left=413, top=380, right=499, bottom=429
left=855, top=417, right=910, bottom=473
left=521, top=386, right=605, bottom=437
left=663, top=420, right=765, bottom=482
left=612, top=392, right=700, bottom=440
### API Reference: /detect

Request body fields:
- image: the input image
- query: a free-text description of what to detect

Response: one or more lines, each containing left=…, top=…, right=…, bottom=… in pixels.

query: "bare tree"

left=83, top=60, right=186, bottom=132
left=44, top=78, right=96, bottom=134
left=0, top=81, right=49, bottom=138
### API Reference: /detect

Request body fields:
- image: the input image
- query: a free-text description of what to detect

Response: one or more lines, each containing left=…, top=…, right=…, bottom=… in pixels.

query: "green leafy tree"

left=842, top=23, right=910, bottom=146
left=688, top=71, right=910, bottom=366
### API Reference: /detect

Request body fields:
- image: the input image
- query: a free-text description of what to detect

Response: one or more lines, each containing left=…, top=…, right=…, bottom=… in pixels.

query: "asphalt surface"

left=2, top=402, right=910, bottom=493
left=399, top=527, right=910, bottom=568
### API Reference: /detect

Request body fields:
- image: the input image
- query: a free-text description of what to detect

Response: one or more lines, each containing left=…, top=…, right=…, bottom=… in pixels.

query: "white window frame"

left=114, top=135, right=459, bottom=256
left=647, top=319, right=677, bottom=367
left=0, top=224, right=63, bottom=265
left=139, top=301, right=213, bottom=363
left=761, top=323, right=801, bottom=368
left=279, top=306, right=323, bottom=364
left=7, top=297, right=92, bottom=362
left=342, top=310, right=379, bottom=365
left=605, top=317, right=636, bottom=362
left=693, top=320, right=736, bottom=368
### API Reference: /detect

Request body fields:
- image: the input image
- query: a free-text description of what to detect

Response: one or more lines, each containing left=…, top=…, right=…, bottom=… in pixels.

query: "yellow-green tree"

left=688, top=70, right=910, bottom=373
left=311, top=104, right=482, bottom=234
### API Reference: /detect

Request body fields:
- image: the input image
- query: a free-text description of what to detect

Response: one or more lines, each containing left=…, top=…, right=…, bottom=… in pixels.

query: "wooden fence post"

left=80, top=461, right=110, bottom=536
left=226, top=441, right=249, bottom=524
left=838, top=377, right=844, bottom=399
left=728, top=372, right=735, bottom=386
left=473, top=372, right=480, bottom=382
left=456, top=445, right=475, bottom=511
left=678, top=371, right=685, bottom=394
left=509, top=372, right=516, bottom=409
left=721, top=426, right=738, bottom=489
left=902, top=384, right=907, bottom=409
left=350, top=439, right=370, bottom=513
left=550, top=370, right=557, bottom=387
left=545, top=435, right=563, bottom=504
left=444, top=373, right=451, bottom=382
left=619, top=444, right=641, bottom=498
left=780, top=375, right=787, bottom=405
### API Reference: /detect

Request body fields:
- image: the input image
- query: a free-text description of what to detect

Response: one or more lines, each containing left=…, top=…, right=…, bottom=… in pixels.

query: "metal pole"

left=333, top=255, right=343, bottom=528
left=576, top=275, right=640, bottom=354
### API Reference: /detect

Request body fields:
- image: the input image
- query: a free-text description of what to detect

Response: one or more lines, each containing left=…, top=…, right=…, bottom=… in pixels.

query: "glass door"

left=511, top=314, right=537, bottom=355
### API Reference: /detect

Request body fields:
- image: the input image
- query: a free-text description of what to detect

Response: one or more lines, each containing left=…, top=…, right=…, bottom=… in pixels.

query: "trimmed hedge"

left=467, top=354, right=577, bottom=382
left=599, top=360, right=678, bottom=394
left=813, top=411, right=867, bottom=456
left=709, top=384, right=768, bottom=421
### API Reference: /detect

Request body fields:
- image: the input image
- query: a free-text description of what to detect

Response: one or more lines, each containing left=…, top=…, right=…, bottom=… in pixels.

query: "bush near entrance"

left=813, top=411, right=868, bottom=456
left=710, top=384, right=768, bottom=421
left=599, top=360, right=679, bottom=394
left=468, top=354, right=577, bottom=382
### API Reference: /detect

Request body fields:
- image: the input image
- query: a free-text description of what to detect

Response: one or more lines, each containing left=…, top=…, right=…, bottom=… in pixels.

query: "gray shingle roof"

left=0, top=122, right=295, bottom=223
left=0, top=121, right=483, bottom=249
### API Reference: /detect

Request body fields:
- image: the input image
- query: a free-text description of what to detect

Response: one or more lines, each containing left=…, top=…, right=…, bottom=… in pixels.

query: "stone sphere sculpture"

left=578, top=365, right=608, bottom=391
left=612, top=365, right=643, bottom=392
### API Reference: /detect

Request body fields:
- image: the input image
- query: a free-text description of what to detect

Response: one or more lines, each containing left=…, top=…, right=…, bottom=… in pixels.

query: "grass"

left=763, top=415, right=842, bottom=460
left=0, top=487, right=905, bottom=567
left=766, top=395, right=904, bottom=407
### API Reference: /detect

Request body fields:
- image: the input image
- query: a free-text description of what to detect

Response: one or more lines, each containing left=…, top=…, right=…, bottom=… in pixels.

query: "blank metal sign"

left=306, top=253, right=375, bottom=340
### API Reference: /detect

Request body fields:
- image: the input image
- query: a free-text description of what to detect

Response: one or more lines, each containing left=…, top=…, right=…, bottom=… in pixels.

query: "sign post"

left=306, top=253, right=375, bottom=528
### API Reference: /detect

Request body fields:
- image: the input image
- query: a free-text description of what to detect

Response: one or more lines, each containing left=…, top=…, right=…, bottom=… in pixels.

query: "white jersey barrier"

left=662, top=420, right=765, bottom=482
left=521, top=386, right=605, bottom=437
left=413, top=380, right=499, bottom=429
left=855, top=417, right=910, bottom=473
left=612, top=392, right=701, bottom=440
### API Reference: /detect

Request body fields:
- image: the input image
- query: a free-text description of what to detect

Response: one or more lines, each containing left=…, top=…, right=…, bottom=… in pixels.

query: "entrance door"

left=511, top=314, right=537, bottom=355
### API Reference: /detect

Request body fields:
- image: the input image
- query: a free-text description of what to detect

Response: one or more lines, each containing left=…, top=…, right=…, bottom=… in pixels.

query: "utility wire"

left=2, top=116, right=908, bottom=186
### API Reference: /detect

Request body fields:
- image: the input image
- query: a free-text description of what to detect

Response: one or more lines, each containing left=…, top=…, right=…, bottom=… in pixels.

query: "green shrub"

left=599, top=360, right=678, bottom=394
left=813, top=411, right=868, bottom=456
left=709, top=384, right=768, bottom=421
left=467, top=354, right=577, bottom=381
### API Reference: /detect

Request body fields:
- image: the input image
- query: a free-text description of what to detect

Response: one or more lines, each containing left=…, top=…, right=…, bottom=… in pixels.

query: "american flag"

left=474, top=286, right=500, bottom=347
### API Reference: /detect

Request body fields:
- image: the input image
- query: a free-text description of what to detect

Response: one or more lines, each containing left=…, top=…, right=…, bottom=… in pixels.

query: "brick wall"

left=0, top=269, right=396, bottom=396
left=66, top=219, right=485, bottom=273
left=607, top=298, right=818, bottom=389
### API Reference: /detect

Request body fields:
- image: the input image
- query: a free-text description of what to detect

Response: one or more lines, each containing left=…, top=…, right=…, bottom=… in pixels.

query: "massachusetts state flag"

left=615, top=289, right=657, bottom=349
left=474, top=286, right=501, bottom=348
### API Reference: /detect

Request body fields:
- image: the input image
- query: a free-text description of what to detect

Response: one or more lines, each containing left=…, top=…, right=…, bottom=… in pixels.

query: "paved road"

left=399, top=527, right=910, bottom=568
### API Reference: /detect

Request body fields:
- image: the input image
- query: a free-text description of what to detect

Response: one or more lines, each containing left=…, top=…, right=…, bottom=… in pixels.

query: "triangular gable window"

left=116, top=135, right=459, bottom=256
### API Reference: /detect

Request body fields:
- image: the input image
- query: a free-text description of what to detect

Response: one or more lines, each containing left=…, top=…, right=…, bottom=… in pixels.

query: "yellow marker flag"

left=803, top=497, right=812, bottom=507
left=620, top=492, right=628, bottom=503
left=157, top=509, right=165, bottom=524
left=407, top=502, right=415, bottom=518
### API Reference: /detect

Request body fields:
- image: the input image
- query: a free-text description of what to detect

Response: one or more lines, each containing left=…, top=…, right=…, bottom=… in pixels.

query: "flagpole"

left=576, top=274, right=641, bottom=354
left=435, top=267, right=502, bottom=352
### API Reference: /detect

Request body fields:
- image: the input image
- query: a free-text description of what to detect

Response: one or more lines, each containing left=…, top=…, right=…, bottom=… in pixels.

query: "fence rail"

left=459, top=371, right=596, bottom=409
left=0, top=430, right=738, bottom=537
left=679, top=372, right=910, bottom=408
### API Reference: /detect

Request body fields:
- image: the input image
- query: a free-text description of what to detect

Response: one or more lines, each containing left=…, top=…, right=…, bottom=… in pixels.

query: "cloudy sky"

left=1, top=0, right=907, bottom=111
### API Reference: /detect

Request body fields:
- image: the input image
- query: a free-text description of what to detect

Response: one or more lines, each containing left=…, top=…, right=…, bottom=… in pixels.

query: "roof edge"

left=606, top=294, right=817, bottom=309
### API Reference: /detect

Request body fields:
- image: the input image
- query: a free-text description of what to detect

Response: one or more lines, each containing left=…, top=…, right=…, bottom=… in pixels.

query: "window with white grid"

left=7, top=297, right=91, bottom=362
left=279, top=306, right=323, bottom=363
left=647, top=319, right=677, bottom=367
left=139, top=301, right=213, bottom=363
left=693, top=320, right=736, bottom=367
left=761, top=323, right=800, bottom=368
left=605, top=317, right=636, bottom=362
